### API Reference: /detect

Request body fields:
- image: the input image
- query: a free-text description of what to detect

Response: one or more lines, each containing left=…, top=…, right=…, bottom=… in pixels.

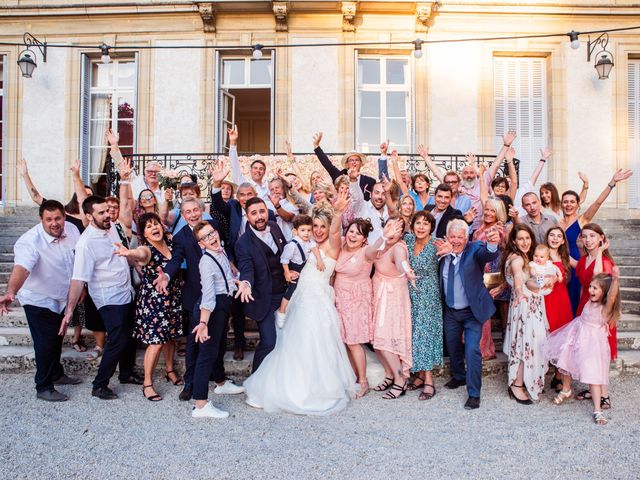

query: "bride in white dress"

left=243, top=194, right=357, bottom=415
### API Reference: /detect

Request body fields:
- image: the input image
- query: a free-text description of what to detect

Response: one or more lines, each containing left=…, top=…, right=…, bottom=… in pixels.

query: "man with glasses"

left=132, top=161, right=165, bottom=205
left=443, top=172, right=473, bottom=214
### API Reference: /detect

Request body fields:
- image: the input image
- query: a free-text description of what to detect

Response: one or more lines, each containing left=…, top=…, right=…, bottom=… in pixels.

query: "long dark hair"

left=500, top=223, right=537, bottom=282
left=592, top=273, right=621, bottom=324
left=545, top=226, right=571, bottom=283
left=540, top=182, right=561, bottom=211
left=581, top=223, right=614, bottom=264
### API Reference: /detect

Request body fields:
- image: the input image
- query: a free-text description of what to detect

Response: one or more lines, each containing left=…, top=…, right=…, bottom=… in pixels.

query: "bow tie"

left=52, top=234, right=67, bottom=243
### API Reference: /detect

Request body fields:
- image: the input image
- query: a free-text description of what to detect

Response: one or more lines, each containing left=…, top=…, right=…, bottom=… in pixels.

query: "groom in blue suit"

left=436, top=219, right=500, bottom=410
left=235, top=197, right=287, bottom=373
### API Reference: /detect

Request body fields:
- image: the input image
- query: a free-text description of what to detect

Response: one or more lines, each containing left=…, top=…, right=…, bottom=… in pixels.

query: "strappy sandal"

left=593, top=411, right=607, bottom=425
left=142, top=384, right=163, bottom=402
left=553, top=389, right=572, bottom=405
left=600, top=396, right=611, bottom=410
left=419, top=384, right=436, bottom=401
left=407, top=377, right=425, bottom=391
left=373, top=376, right=393, bottom=392
left=575, top=389, right=592, bottom=401
left=382, top=382, right=407, bottom=400
left=165, top=369, right=184, bottom=386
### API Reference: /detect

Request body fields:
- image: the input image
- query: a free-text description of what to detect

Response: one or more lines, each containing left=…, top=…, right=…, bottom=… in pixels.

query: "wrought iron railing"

left=105, top=152, right=519, bottom=197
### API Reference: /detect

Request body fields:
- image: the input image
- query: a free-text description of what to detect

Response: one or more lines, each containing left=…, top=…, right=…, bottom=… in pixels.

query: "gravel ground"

left=0, top=372, right=638, bottom=480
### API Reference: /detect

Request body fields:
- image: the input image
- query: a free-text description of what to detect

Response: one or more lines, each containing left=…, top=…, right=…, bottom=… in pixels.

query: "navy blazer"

left=235, top=221, right=286, bottom=322
left=164, top=218, right=220, bottom=311
left=314, top=146, right=376, bottom=201
left=426, top=205, right=464, bottom=239
left=439, top=240, right=500, bottom=323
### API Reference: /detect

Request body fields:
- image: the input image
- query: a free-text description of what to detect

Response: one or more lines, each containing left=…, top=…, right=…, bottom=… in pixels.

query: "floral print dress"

left=134, top=242, right=183, bottom=345
left=503, top=257, right=549, bottom=400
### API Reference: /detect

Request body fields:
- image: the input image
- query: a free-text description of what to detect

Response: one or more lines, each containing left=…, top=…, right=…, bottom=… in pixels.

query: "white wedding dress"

left=243, top=251, right=357, bottom=415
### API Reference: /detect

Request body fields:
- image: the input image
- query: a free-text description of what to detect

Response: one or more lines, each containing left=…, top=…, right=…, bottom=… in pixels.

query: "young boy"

left=275, top=215, right=324, bottom=328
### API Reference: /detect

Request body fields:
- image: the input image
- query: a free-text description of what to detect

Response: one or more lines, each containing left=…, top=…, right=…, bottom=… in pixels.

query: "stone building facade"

left=0, top=0, right=639, bottom=213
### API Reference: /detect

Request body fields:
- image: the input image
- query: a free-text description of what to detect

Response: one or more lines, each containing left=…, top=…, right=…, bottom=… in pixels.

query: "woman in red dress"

left=574, top=223, right=615, bottom=408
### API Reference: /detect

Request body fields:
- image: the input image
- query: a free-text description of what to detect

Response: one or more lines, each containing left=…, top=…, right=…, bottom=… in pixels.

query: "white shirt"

left=281, top=236, right=317, bottom=265
left=131, top=174, right=165, bottom=205
left=199, top=248, right=237, bottom=312
left=250, top=225, right=278, bottom=254
left=228, top=146, right=270, bottom=200
left=265, top=198, right=298, bottom=241
left=72, top=223, right=133, bottom=309
left=355, top=201, right=389, bottom=244
left=14, top=222, right=80, bottom=314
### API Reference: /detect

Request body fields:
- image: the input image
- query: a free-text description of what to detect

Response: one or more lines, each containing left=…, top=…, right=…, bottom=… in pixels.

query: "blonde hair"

left=311, top=202, right=334, bottom=228
left=334, top=175, right=350, bottom=192
left=484, top=198, right=507, bottom=224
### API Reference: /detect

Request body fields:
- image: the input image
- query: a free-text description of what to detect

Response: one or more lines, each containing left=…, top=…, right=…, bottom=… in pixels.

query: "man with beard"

left=227, top=125, right=270, bottom=200
left=61, top=195, right=142, bottom=400
left=353, top=182, right=391, bottom=243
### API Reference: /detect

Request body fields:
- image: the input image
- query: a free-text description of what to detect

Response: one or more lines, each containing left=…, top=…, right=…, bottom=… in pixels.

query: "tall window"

left=493, top=56, right=548, bottom=182
left=356, top=56, right=412, bottom=153
left=80, top=55, right=137, bottom=194
left=0, top=56, right=4, bottom=201
left=627, top=59, right=640, bottom=208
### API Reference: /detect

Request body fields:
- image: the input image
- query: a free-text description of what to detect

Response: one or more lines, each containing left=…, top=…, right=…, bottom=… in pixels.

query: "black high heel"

left=508, top=384, right=533, bottom=405
left=382, top=382, right=407, bottom=400
left=165, top=369, right=184, bottom=386
left=143, top=384, right=163, bottom=402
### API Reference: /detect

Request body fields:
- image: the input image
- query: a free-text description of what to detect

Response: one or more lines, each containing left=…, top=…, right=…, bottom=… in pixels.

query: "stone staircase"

left=0, top=213, right=639, bottom=378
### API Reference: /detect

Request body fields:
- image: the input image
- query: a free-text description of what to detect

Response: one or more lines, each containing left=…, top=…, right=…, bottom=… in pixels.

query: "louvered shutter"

left=79, top=54, right=91, bottom=184
left=627, top=61, right=640, bottom=208
left=494, top=57, right=548, bottom=182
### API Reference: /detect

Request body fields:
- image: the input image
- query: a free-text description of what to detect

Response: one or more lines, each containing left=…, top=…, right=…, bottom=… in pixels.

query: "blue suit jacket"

left=164, top=218, right=220, bottom=311
left=439, top=240, right=500, bottom=323
left=235, top=221, right=286, bottom=322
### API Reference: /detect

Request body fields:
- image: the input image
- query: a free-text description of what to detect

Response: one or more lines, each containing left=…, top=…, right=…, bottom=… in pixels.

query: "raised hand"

left=117, top=157, right=133, bottom=180
left=598, top=237, right=610, bottom=255
left=17, top=158, right=28, bottom=176
left=164, top=187, right=174, bottom=203
left=227, top=125, right=239, bottom=146
left=434, top=238, right=453, bottom=257
left=503, top=129, right=517, bottom=147
left=540, top=147, right=552, bottom=162
left=389, top=149, right=399, bottom=164
left=485, top=226, right=501, bottom=245
left=333, top=189, right=351, bottom=213
left=284, top=139, right=294, bottom=160
left=578, top=171, right=589, bottom=185
left=380, top=139, right=390, bottom=156
left=464, top=152, right=477, bottom=166
left=0, top=293, right=15, bottom=315
left=463, top=206, right=478, bottom=224
left=505, top=146, right=516, bottom=162
left=417, top=144, right=429, bottom=159
left=380, top=173, right=392, bottom=193
left=611, top=168, right=633, bottom=184
left=153, top=266, right=169, bottom=295
left=69, top=159, right=81, bottom=177
left=347, top=167, right=359, bottom=181
left=105, top=128, right=119, bottom=147
left=382, top=217, right=403, bottom=240
left=210, top=159, right=230, bottom=186
left=508, top=205, right=519, bottom=220
left=312, top=132, right=323, bottom=149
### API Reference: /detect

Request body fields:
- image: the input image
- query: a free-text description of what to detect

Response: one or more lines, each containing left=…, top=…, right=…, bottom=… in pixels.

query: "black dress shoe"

left=464, top=396, right=480, bottom=410
left=179, top=385, right=193, bottom=401
left=37, top=389, right=68, bottom=402
left=92, top=386, right=118, bottom=400
left=119, top=373, right=144, bottom=385
left=444, top=378, right=467, bottom=389
left=54, top=374, right=82, bottom=385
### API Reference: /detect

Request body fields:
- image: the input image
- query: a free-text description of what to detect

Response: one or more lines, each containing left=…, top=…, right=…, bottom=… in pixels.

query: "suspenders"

left=291, top=239, right=306, bottom=263
left=202, top=251, right=230, bottom=294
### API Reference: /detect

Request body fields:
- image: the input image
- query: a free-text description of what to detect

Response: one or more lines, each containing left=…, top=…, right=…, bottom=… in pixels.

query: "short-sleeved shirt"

left=72, top=223, right=133, bottom=309
left=521, top=214, right=558, bottom=245
left=14, top=222, right=80, bottom=314
left=281, top=237, right=317, bottom=265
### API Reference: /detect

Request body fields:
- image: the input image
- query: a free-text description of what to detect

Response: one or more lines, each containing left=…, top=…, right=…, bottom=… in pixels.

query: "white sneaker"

left=275, top=311, right=286, bottom=329
left=214, top=380, right=246, bottom=395
left=191, top=401, right=229, bottom=419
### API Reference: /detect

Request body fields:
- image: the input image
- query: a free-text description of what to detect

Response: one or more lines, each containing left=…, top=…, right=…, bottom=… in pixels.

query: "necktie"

left=446, top=255, right=456, bottom=308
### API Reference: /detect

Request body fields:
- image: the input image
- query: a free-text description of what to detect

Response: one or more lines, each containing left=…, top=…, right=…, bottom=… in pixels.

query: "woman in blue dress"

left=404, top=210, right=443, bottom=401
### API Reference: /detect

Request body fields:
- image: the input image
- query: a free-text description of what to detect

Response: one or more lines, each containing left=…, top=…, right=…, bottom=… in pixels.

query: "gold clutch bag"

left=483, top=272, right=502, bottom=289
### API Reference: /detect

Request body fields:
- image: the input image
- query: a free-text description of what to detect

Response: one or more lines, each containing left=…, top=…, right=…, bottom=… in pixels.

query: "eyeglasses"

left=140, top=194, right=155, bottom=201
left=445, top=180, right=459, bottom=185
left=199, top=231, right=217, bottom=242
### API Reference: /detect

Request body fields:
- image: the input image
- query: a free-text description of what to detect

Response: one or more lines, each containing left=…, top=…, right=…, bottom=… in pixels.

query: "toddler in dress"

left=526, top=244, right=562, bottom=296
left=276, top=215, right=324, bottom=328
left=543, top=268, right=621, bottom=425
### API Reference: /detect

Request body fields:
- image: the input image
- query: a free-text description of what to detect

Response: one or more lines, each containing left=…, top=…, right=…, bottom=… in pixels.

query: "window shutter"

left=493, top=57, right=548, bottom=182
left=628, top=60, right=640, bottom=208
left=79, top=54, right=91, bottom=184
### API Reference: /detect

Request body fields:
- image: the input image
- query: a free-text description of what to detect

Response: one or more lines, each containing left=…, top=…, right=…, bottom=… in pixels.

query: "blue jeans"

left=443, top=305, right=483, bottom=398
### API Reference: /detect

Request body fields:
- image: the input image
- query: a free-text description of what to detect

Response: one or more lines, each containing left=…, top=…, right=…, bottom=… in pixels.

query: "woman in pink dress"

left=334, top=218, right=402, bottom=398
left=371, top=215, right=416, bottom=400
left=544, top=226, right=576, bottom=392
left=544, top=268, right=621, bottom=425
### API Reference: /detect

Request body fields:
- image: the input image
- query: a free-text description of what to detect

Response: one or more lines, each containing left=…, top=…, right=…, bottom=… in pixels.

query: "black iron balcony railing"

left=104, top=152, right=519, bottom=197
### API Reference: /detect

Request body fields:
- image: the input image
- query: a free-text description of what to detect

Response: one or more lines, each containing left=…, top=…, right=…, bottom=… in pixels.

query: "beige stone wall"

left=0, top=1, right=638, bottom=212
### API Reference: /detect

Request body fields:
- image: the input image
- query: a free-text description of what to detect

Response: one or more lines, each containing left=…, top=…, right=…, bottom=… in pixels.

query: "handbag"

left=483, top=272, right=502, bottom=289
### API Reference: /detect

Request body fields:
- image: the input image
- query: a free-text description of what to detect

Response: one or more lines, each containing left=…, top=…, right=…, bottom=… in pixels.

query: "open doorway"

left=218, top=55, right=273, bottom=153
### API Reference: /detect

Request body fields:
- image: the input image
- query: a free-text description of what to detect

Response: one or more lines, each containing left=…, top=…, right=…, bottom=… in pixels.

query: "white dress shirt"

left=250, top=225, right=278, bottom=254
left=14, top=222, right=80, bottom=314
left=355, top=201, right=389, bottom=244
left=72, top=224, right=133, bottom=309
left=281, top=236, right=317, bottom=265
left=131, top=174, right=165, bottom=205
left=228, top=146, right=270, bottom=200
left=265, top=198, right=298, bottom=241
left=198, top=248, right=237, bottom=312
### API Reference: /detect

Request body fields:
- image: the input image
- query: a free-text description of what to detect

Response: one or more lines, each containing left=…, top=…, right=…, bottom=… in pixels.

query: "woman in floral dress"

left=501, top=224, right=548, bottom=404
left=115, top=212, right=183, bottom=401
left=404, top=211, right=442, bottom=401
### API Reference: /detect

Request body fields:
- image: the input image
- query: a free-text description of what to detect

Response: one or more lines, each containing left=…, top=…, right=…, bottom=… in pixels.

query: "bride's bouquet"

left=158, top=168, right=181, bottom=190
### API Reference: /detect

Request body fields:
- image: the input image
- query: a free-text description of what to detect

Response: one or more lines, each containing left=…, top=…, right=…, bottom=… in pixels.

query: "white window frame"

left=79, top=53, right=138, bottom=185
left=627, top=58, right=640, bottom=208
left=0, top=55, right=5, bottom=205
left=215, top=52, right=275, bottom=152
left=355, top=54, right=414, bottom=154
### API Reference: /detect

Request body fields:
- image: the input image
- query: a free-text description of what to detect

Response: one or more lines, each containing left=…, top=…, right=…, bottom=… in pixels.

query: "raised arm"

left=605, top=266, right=620, bottom=327
left=112, top=145, right=134, bottom=233
left=478, top=162, right=489, bottom=206
left=17, top=158, right=44, bottom=205
left=389, top=149, right=409, bottom=197
left=492, top=129, right=517, bottom=179
left=227, top=125, right=246, bottom=185
left=313, top=132, right=342, bottom=181
left=530, top=148, right=551, bottom=186
left=113, top=243, right=152, bottom=267
left=378, top=140, right=390, bottom=181
left=577, top=171, right=589, bottom=205
left=329, top=190, right=350, bottom=253
left=417, top=145, right=444, bottom=183
left=505, top=147, right=518, bottom=200
left=581, top=169, right=633, bottom=225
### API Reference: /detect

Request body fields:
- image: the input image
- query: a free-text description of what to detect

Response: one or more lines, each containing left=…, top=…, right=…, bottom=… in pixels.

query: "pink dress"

left=334, top=246, right=374, bottom=345
left=543, top=302, right=611, bottom=386
left=372, top=243, right=413, bottom=377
